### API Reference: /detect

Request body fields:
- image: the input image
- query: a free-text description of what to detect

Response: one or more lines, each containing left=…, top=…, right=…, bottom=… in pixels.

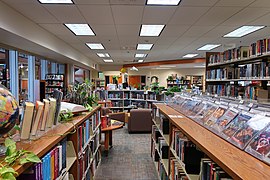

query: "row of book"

left=208, top=46, right=249, bottom=64
left=200, top=158, right=232, bottom=180
left=20, top=90, right=63, bottom=140
left=250, top=38, right=270, bottom=57
left=208, top=38, right=270, bottom=65
left=170, top=157, right=189, bottom=180
left=206, top=61, right=270, bottom=80
left=45, top=74, right=64, bottom=81
left=167, top=93, right=270, bottom=165
left=18, top=137, right=67, bottom=180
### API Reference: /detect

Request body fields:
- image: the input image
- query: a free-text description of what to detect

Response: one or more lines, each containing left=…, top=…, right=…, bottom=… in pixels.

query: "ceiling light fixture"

left=38, top=0, right=73, bottom=3
left=103, top=59, right=113, bottom=63
left=97, top=53, right=110, bottom=58
left=155, top=67, right=170, bottom=70
left=65, top=24, right=95, bottom=36
left=223, top=25, right=265, bottom=38
left=86, top=43, right=105, bottom=50
left=183, top=54, right=198, bottom=58
left=137, top=44, right=154, bottom=50
left=146, top=0, right=181, bottom=6
left=138, top=60, right=144, bottom=63
left=140, top=25, right=165, bottom=37
left=197, top=44, right=221, bottom=51
left=135, top=54, right=147, bottom=58
left=194, top=65, right=206, bottom=68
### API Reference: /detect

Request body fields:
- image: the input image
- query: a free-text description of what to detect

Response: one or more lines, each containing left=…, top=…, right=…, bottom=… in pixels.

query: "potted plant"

left=167, top=75, right=174, bottom=84
left=112, top=75, right=119, bottom=84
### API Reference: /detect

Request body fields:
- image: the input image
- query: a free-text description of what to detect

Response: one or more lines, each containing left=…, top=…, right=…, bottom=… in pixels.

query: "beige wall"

left=103, top=68, right=205, bottom=88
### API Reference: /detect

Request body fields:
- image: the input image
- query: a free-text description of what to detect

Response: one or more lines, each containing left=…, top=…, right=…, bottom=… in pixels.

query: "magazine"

left=204, top=105, right=228, bottom=128
left=211, top=107, right=239, bottom=134
left=221, top=111, right=254, bottom=139
left=230, top=114, right=270, bottom=149
left=245, top=125, right=270, bottom=165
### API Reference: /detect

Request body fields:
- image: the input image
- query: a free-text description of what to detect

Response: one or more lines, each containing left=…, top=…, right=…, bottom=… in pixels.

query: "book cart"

left=14, top=106, right=102, bottom=180
left=151, top=100, right=270, bottom=180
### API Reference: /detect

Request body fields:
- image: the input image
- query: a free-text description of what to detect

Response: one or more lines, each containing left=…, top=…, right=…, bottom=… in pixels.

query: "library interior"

left=1, top=0, right=270, bottom=180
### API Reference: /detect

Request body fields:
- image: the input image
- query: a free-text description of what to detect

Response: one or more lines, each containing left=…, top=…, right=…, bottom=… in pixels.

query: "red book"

left=79, top=126, right=83, bottom=151
left=101, top=116, right=108, bottom=129
left=54, top=147, right=59, bottom=179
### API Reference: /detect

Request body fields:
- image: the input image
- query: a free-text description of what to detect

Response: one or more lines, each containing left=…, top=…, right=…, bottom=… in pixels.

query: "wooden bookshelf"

left=154, top=103, right=270, bottom=180
left=13, top=105, right=101, bottom=177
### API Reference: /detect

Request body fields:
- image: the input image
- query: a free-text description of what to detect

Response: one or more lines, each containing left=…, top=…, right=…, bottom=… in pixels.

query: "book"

left=60, top=102, right=87, bottom=113
left=20, top=102, right=35, bottom=140
left=30, top=101, right=44, bottom=137
left=222, top=111, right=254, bottom=139
left=46, top=98, right=56, bottom=128
left=53, top=90, right=63, bottom=125
left=40, top=99, right=50, bottom=131
left=245, top=124, right=270, bottom=165
left=230, top=114, right=270, bottom=149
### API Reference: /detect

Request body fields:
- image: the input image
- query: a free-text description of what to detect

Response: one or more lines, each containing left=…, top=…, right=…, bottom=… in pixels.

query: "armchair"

left=128, top=109, right=152, bottom=133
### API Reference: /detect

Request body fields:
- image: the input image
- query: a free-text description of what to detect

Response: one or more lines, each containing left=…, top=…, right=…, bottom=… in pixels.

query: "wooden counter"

left=154, top=103, right=270, bottom=180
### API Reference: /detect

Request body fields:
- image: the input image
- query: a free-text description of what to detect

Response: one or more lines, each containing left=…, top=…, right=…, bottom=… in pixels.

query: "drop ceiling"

left=1, top=0, right=270, bottom=66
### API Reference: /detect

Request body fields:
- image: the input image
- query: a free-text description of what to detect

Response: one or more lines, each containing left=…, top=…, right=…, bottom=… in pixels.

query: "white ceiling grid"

left=1, top=0, right=270, bottom=65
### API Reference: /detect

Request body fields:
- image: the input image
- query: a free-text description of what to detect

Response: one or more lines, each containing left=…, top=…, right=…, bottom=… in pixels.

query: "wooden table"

left=101, top=124, right=124, bottom=156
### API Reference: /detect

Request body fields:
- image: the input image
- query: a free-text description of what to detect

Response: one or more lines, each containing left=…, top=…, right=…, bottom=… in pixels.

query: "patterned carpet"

left=94, top=126, right=159, bottom=180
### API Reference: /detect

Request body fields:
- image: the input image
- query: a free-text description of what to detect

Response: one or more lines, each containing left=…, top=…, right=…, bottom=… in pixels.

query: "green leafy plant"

left=165, top=86, right=181, bottom=96
left=167, top=76, right=173, bottom=81
left=0, top=138, right=41, bottom=180
left=59, top=110, right=74, bottom=122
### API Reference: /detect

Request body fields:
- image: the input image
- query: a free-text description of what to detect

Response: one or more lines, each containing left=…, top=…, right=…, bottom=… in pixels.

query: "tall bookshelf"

left=151, top=103, right=270, bottom=180
left=45, top=74, right=65, bottom=98
left=15, top=106, right=102, bottom=180
left=205, top=42, right=270, bottom=100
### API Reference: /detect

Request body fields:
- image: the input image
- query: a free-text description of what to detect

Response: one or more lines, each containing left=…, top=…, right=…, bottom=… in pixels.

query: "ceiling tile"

left=1, top=2, right=58, bottom=23
left=195, top=7, right=243, bottom=26
left=77, top=5, right=114, bottom=25
left=249, top=0, right=270, bottom=7
left=111, top=5, right=144, bottom=25
left=155, top=37, right=177, bottom=46
left=180, top=0, right=219, bottom=6
left=161, top=25, right=190, bottom=37
left=248, top=12, right=270, bottom=25
left=115, top=25, right=140, bottom=36
left=77, top=36, right=100, bottom=43
left=203, top=25, right=239, bottom=37
left=44, top=5, right=85, bottom=23
left=39, top=24, right=70, bottom=35
left=91, top=25, right=117, bottom=36
left=215, top=0, right=255, bottom=7
left=109, top=0, right=145, bottom=5
left=222, top=7, right=270, bottom=26
left=56, top=35, right=82, bottom=44
left=168, top=7, right=210, bottom=25
left=182, top=26, right=215, bottom=37
left=74, top=0, right=110, bottom=4
left=142, top=6, right=177, bottom=24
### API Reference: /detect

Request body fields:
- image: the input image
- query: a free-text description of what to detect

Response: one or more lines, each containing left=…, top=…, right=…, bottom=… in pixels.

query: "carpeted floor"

left=94, top=126, right=159, bottom=180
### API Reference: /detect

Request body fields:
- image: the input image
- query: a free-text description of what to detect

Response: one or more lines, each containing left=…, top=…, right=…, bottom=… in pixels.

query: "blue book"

left=86, top=119, right=90, bottom=141
left=60, top=137, right=67, bottom=170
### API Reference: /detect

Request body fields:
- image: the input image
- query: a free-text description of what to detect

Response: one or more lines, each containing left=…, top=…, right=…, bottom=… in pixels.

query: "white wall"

left=103, top=68, right=205, bottom=88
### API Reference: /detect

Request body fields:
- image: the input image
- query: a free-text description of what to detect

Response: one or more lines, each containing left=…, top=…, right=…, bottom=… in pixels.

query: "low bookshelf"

left=14, top=106, right=102, bottom=180
left=152, top=103, right=270, bottom=180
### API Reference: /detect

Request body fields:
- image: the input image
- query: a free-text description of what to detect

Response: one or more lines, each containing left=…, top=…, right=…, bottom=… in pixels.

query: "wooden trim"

left=14, top=105, right=101, bottom=176
left=154, top=103, right=270, bottom=180
left=123, top=58, right=206, bottom=68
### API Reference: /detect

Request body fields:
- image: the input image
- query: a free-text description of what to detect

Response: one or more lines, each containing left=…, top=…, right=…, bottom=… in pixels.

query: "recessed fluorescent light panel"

left=155, top=67, right=170, bottom=70
left=140, top=25, right=165, bottom=37
left=194, top=65, right=206, bottom=68
left=38, top=0, right=73, bottom=4
left=135, top=54, right=147, bottom=58
left=137, top=44, right=153, bottom=50
left=197, top=44, right=221, bottom=51
left=103, top=59, right=113, bottom=63
left=97, top=53, right=110, bottom=58
left=183, top=54, right=198, bottom=58
left=65, top=24, right=95, bottom=36
left=138, top=60, right=144, bottom=63
left=146, top=0, right=181, bottom=5
left=86, top=43, right=105, bottom=50
left=223, top=26, right=265, bottom=38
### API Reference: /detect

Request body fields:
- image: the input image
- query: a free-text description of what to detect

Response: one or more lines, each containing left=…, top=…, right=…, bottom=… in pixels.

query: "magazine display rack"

left=151, top=93, right=270, bottom=180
